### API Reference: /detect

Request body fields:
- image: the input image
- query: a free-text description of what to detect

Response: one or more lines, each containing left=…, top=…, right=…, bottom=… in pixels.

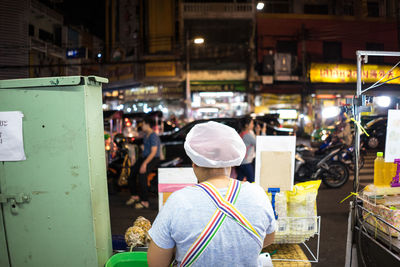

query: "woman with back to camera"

left=147, top=121, right=276, bottom=266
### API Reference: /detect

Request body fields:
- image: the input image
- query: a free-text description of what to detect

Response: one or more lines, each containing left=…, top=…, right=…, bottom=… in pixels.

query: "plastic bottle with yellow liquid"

left=374, top=152, right=385, bottom=186
left=383, top=160, right=397, bottom=186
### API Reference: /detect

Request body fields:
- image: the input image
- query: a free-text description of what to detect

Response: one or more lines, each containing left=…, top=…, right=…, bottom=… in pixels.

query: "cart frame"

left=345, top=50, right=400, bottom=267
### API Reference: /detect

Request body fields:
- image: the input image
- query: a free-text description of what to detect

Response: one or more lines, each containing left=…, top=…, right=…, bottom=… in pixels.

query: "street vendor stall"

left=105, top=132, right=323, bottom=266
left=154, top=136, right=321, bottom=265
left=345, top=51, right=400, bottom=266
left=106, top=132, right=322, bottom=266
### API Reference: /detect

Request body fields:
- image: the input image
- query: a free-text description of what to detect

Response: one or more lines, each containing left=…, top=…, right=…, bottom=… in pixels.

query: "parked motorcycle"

left=336, top=144, right=365, bottom=172
left=318, top=134, right=366, bottom=172
left=295, top=144, right=349, bottom=188
left=106, top=134, right=132, bottom=194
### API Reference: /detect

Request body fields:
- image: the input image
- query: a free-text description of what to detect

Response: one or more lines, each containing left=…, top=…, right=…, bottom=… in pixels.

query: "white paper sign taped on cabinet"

left=0, top=111, right=26, bottom=161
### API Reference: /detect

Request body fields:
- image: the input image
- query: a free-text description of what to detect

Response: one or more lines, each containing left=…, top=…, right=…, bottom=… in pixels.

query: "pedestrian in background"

left=336, top=112, right=353, bottom=146
left=126, top=117, right=161, bottom=209
left=237, top=117, right=256, bottom=183
left=254, top=120, right=267, bottom=136
left=252, top=120, right=267, bottom=168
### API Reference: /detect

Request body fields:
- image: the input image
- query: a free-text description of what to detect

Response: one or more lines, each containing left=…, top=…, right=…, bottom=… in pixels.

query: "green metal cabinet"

left=0, top=76, right=112, bottom=267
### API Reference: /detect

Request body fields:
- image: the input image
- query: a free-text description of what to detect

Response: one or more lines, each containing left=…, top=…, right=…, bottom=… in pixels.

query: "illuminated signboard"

left=124, top=86, right=159, bottom=101
left=310, top=63, right=400, bottom=84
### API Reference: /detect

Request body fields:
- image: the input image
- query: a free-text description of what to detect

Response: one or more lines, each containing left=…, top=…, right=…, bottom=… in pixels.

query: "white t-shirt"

left=148, top=181, right=276, bottom=267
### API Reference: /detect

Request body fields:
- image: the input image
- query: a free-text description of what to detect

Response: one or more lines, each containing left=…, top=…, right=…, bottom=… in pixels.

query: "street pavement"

left=108, top=149, right=377, bottom=266
left=315, top=151, right=376, bottom=266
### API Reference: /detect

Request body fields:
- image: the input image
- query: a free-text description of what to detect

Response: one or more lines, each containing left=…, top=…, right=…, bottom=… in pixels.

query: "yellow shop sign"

left=310, top=63, right=400, bottom=84
left=145, top=62, right=176, bottom=77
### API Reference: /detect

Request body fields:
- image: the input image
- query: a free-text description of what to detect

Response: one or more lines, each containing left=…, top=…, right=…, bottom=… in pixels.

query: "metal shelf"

left=272, top=216, right=321, bottom=263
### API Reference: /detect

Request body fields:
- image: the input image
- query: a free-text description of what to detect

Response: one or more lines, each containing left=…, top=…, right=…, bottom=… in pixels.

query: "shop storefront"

left=310, top=63, right=400, bottom=127
left=254, top=83, right=304, bottom=130
left=254, top=93, right=302, bottom=129
left=103, top=83, right=185, bottom=119
left=190, top=80, right=250, bottom=119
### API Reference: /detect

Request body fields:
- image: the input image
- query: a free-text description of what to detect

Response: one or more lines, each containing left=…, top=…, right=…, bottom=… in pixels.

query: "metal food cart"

left=345, top=51, right=400, bottom=266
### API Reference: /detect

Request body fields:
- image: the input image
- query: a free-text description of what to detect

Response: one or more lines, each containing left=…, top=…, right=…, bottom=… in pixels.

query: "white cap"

left=184, top=121, right=246, bottom=168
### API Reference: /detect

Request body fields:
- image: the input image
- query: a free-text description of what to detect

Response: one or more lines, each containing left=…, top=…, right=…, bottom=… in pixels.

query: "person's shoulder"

left=242, top=132, right=251, bottom=137
left=150, top=132, right=161, bottom=140
left=162, top=186, right=199, bottom=215
left=241, top=182, right=268, bottom=198
left=240, top=182, right=273, bottom=214
left=243, top=132, right=256, bottom=141
left=165, top=185, right=198, bottom=204
left=242, top=181, right=262, bottom=190
left=173, top=184, right=196, bottom=194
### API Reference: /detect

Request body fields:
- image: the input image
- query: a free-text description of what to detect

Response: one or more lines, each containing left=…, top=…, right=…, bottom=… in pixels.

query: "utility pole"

left=248, top=0, right=258, bottom=113
left=185, top=30, right=191, bottom=120
left=300, top=24, right=307, bottom=136
left=397, top=0, right=400, bottom=50
left=105, top=0, right=110, bottom=61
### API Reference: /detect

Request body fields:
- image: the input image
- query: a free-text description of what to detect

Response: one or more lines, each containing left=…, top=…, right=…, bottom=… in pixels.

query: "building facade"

left=102, top=0, right=260, bottom=120
left=255, top=0, right=399, bottom=129
left=0, top=0, right=104, bottom=80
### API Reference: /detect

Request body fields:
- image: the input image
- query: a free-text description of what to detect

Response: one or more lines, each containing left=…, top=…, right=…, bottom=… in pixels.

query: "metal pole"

left=185, top=31, right=191, bottom=120
left=300, top=24, right=307, bottom=136
left=356, top=50, right=400, bottom=57
left=354, top=52, right=362, bottom=194
left=345, top=52, right=363, bottom=267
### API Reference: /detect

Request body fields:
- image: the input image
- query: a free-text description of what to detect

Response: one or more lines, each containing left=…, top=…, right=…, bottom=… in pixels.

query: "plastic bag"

left=287, top=180, right=321, bottom=234
left=287, top=180, right=321, bottom=217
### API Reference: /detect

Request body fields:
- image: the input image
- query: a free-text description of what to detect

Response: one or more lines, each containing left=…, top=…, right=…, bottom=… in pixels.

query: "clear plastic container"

left=374, top=152, right=385, bottom=186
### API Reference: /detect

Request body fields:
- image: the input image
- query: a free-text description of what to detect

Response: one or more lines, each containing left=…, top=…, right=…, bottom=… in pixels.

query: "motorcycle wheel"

left=321, top=162, right=349, bottom=188
left=368, top=136, right=379, bottom=149
left=295, top=163, right=313, bottom=182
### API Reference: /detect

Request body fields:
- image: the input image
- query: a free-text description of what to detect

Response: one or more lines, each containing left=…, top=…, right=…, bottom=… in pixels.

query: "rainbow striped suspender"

left=179, top=179, right=262, bottom=267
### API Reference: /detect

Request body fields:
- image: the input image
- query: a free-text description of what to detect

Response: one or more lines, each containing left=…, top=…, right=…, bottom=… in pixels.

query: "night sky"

left=39, top=0, right=106, bottom=39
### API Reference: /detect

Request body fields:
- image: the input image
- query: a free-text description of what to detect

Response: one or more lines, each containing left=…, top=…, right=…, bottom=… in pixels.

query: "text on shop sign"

left=310, top=63, right=400, bottom=84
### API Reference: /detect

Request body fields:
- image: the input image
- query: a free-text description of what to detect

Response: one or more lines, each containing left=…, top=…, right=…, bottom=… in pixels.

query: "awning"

left=312, top=83, right=400, bottom=96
